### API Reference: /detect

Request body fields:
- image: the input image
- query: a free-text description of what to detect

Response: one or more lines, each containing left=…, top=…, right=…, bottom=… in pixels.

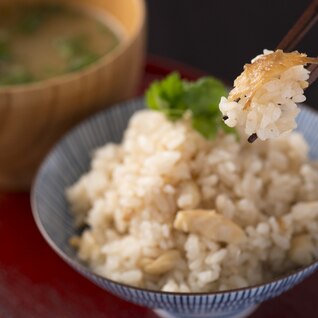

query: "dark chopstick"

left=277, top=0, right=318, bottom=51
left=247, top=0, right=318, bottom=143
left=308, top=63, right=318, bottom=86
left=277, top=0, right=318, bottom=88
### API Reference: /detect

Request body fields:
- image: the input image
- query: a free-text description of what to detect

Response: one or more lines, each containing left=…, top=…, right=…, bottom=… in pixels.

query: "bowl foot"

left=153, top=304, right=259, bottom=318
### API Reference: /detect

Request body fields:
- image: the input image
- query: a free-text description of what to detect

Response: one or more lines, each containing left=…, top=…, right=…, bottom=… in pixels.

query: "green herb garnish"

left=146, top=72, right=236, bottom=139
left=55, top=35, right=99, bottom=72
left=55, top=36, right=86, bottom=59
left=0, top=65, right=33, bottom=85
left=16, top=4, right=62, bottom=34
left=67, top=53, right=99, bottom=72
left=0, top=33, right=10, bottom=61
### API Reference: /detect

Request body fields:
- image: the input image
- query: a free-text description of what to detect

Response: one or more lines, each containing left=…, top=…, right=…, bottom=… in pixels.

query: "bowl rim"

left=0, top=0, right=146, bottom=94
left=31, top=98, right=318, bottom=297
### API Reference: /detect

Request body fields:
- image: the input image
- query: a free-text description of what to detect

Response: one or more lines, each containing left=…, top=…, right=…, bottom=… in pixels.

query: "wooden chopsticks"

left=277, top=0, right=318, bottom=52
left=308, top=63, right=318, bottom=85
left=277, top=0, right=318, bottom=86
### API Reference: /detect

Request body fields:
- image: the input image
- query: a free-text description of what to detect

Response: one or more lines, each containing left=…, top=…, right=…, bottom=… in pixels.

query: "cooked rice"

left=219, top=50, right=312, bottom=141
left=67, top=110, right=318, bottom=292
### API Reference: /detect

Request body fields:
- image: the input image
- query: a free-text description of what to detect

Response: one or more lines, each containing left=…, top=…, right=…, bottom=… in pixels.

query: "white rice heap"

left=219, top=50, right=309, bottom=140
left=67, top=110, right=318, bottom=292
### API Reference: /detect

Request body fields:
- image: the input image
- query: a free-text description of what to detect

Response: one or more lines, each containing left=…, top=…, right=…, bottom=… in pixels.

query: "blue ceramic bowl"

left=32, top=98, right=318, bottom=318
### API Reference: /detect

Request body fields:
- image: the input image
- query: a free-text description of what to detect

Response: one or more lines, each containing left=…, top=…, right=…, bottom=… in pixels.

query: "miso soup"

left=0, top=4, right=122, bottom=86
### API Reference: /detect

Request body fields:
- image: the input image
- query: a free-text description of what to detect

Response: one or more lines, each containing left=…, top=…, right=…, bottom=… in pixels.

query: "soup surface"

left=0, top=4, right=121, bottom=86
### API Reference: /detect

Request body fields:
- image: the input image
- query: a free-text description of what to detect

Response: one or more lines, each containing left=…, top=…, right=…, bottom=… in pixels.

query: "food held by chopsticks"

left=219, top=49, right=318, bottom=142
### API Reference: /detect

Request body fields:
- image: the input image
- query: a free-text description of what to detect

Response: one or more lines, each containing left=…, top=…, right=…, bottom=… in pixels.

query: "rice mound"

left=219, top=50, right=309, bottom=140
left=67, top=109, right=318, bottom=292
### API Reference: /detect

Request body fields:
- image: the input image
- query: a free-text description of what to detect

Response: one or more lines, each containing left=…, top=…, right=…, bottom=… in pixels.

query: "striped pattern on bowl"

left=32, top=98, right=318, bottom=318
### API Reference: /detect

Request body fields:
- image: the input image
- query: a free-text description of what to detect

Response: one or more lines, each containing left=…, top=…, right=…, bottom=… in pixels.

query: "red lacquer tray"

left=1, top=56, right=317, bottom=318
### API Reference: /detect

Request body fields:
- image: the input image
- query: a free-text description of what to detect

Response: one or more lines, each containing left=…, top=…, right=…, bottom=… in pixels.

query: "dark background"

left=146, top=0, right=318, bottom=107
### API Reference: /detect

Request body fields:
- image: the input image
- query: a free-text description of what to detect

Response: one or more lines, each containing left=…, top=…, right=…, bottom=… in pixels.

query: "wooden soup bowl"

left=0, top=0, right=146, bottom=190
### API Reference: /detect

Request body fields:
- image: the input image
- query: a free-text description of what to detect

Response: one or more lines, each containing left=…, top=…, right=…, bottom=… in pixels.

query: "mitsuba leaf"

left=146, top=73, right=186, bottom=120
left=183, top=77, right=227, bottom=116
left=145, top=72, right=236, bottom=139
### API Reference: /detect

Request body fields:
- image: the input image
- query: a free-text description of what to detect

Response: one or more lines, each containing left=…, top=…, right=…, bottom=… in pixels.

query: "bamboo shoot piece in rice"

left=141, top=250, right=181, bottom=275
left=219, top=50, right=318, bottom=142
left=173, top=209, right=246, bottom=244
left=287, top=234, right=315, bottom=266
